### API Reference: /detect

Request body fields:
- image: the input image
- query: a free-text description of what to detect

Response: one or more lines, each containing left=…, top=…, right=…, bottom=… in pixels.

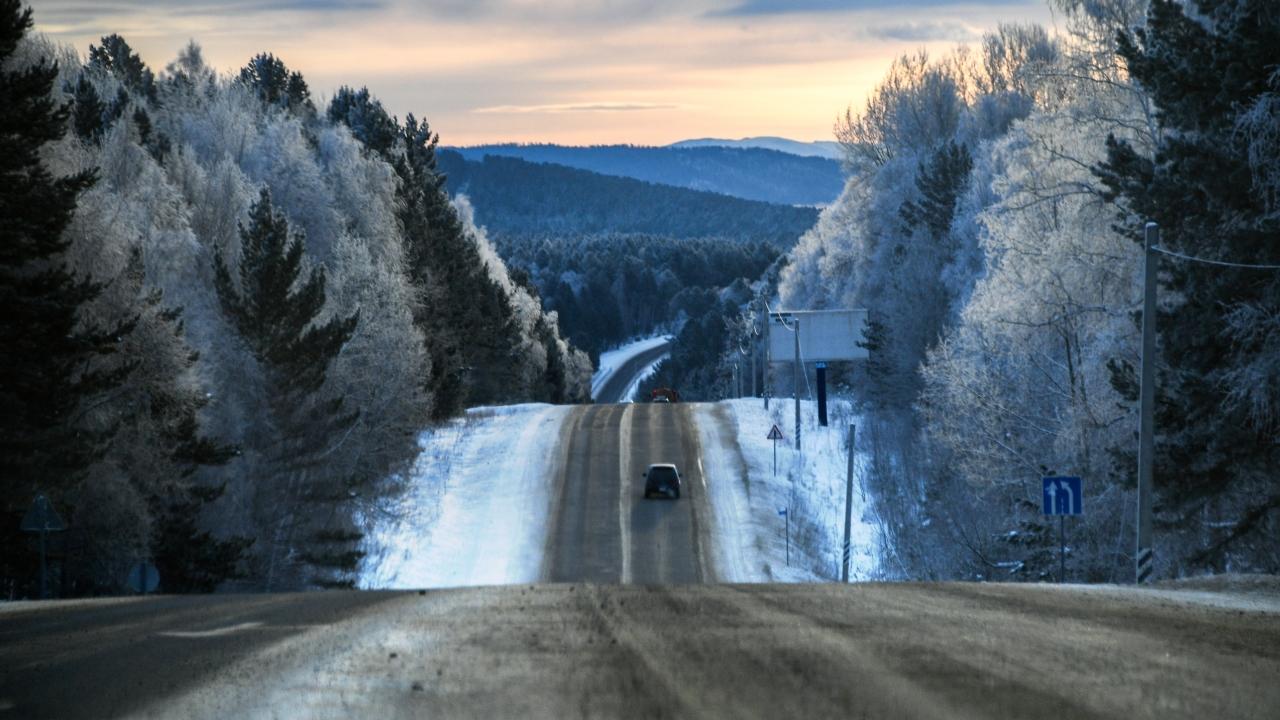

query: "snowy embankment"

left=695, top=398, right=881, bottom=582
left=360, top=404, right=570, bottom=589
left=591, top=335, right=673, bottom=401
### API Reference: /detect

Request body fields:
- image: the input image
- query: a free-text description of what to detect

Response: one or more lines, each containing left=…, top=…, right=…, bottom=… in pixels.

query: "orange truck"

left=649, top=387, right=680, bottom=403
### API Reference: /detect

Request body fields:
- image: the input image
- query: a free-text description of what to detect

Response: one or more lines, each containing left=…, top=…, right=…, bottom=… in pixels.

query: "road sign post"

left=1041, top=476, right=1083, bottom=583
left=816, top=362, right=828, bottom=427
left=21, top=494, right=67, bottom=600
left=767, top=424, right=784, bottom=477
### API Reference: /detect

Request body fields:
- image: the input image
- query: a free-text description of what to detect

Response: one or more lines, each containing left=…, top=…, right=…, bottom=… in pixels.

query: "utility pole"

left=1136, top=222, right=1158, bottom=584
left=764, top=319, right=771, bottom=410
left=841, top=424, right=856, bottom=583
left=793, top=315, right=801, bottom=451
left=751, top=332, right=757, bottom=398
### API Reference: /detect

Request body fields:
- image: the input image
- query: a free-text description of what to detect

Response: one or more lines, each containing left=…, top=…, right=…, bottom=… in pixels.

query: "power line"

left=1153, top=246, right=1280, bottom=270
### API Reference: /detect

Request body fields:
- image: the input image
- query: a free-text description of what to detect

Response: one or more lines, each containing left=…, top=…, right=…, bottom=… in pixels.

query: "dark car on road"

left=642, top=464, right=681, bottom=499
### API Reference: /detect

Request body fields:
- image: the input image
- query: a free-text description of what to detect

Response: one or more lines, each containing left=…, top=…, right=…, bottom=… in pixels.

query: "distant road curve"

left=594, top=340, right=672, bottom=404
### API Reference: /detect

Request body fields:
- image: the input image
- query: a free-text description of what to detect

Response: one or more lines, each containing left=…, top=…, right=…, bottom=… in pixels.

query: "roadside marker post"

left=767, top=424, right=784, bottom=477
left=1041, top=476, right=1083, bottom=583
left=778, top=507, right=789, bottom=565
left=840, top=424, right=855, bottom=583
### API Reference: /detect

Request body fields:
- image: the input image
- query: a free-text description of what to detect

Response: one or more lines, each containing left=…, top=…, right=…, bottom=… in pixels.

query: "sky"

left=30, top=0, right=1054, bottom=146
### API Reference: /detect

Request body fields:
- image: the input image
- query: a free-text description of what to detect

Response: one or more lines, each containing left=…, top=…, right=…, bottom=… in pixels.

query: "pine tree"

left=69, top=73, right=105, bottom=143
left=900, top=141, right=973, bottom=240
left=394, top=111, right=524, bottom=412
left=214, top=188, right=359, bottom=587
left=238, top=53, right=314, bottom=115
left=86, top=33, right=156, bottom=102
left=0, top=0, right=131, bottom=596
left=327, top=86, right=399, bottom=156
left=1096, top=0, right=1280, bottom=571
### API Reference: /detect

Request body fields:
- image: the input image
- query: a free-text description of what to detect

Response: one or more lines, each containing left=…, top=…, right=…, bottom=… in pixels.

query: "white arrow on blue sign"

left=1042, top=476, right=1083, bottom=516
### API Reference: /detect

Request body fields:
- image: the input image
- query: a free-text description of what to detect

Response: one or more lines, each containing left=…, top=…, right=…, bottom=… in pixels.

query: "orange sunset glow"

left=32, top=0, right=1052, bottom=145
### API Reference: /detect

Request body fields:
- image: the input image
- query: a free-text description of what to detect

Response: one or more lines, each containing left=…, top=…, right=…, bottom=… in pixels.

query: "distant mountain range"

left=667, top=136, right=843, bottom=160
left=444, top=142, right=845, bottom=206
left=436, top=150, right=818, bottom=243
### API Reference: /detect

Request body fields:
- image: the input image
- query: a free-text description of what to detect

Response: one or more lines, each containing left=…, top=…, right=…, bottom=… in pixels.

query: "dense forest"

left=494, top=233, right=781, bottom=362
left=437, top=151, right=818, bottom=242
left=447, top=143, right=844, bottom=205
left=773, top=0, right=1278, bottom=581
left=0, top=1, right=590, bottom=597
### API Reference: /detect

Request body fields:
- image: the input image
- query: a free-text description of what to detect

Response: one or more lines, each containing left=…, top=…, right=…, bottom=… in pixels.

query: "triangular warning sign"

left=21, top=494, right=66, bottom=533
left=767, top=424, right=784, bottom=440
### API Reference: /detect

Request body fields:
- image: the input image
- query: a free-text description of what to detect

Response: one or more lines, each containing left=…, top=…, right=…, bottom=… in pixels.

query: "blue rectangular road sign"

left=1042, top=476, right=1083, bottom=516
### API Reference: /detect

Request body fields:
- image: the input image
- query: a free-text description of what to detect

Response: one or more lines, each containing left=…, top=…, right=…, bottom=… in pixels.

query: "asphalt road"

left=594, top=341, right=672, bottom=403
left=3, top=581, right=1278, bottom=719
left=544, top=403, right=710, bottom=584
left=4, top=402, right=1279, bottom=718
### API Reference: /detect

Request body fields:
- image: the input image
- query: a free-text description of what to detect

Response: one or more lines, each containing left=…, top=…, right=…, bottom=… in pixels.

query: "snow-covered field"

left=694, top=398, right=882, bottom=582
left=359, top=404, right=570, bottom=589
left=591, top=335, right=673, bottom=400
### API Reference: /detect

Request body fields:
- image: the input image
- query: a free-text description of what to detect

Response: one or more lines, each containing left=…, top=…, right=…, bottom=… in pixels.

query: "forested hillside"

left=439, top=148, right=813, bottom=376
left=494, top=234, right=781, bottom=362
left=0, top=2, right=590, bottom=598
left=437, top=151, right=818, bottom=242
left=772, top=0, right=1279, bottom=581
left=446, top=143, right=844, bottom=206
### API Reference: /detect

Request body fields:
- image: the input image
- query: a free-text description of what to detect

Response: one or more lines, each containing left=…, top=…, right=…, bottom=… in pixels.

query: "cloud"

left=858, top=21, right=979, bottom=42
left=712, top=0, right=1031, bottom=16
left=473, top=102, right=678, bottom=114
left=36, top=0, right=385, bottom=19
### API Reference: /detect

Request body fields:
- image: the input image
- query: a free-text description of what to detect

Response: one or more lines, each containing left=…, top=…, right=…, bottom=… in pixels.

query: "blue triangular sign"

left=21, top=494, right=67, bottom=533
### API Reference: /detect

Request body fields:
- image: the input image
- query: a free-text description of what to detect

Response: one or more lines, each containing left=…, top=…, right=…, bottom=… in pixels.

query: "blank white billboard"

left=767, top=309, right=869, bottom=362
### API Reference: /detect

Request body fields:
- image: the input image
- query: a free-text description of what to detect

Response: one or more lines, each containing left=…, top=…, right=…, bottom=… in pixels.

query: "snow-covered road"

left=590, top=335, right=673, bottom=402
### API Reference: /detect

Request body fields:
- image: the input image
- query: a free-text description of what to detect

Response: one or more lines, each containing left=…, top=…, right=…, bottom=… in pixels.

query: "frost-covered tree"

left=1096, top=0, right=1280, bottom=573
left=1, top=10, right=592, bottom=594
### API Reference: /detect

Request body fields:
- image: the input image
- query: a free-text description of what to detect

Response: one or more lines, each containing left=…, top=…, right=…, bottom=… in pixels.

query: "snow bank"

left=359, top=404, right=571, bottom=588
left=591, top=335, right=673, bottom=399
left=694, top=398, right=881, bottom=582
